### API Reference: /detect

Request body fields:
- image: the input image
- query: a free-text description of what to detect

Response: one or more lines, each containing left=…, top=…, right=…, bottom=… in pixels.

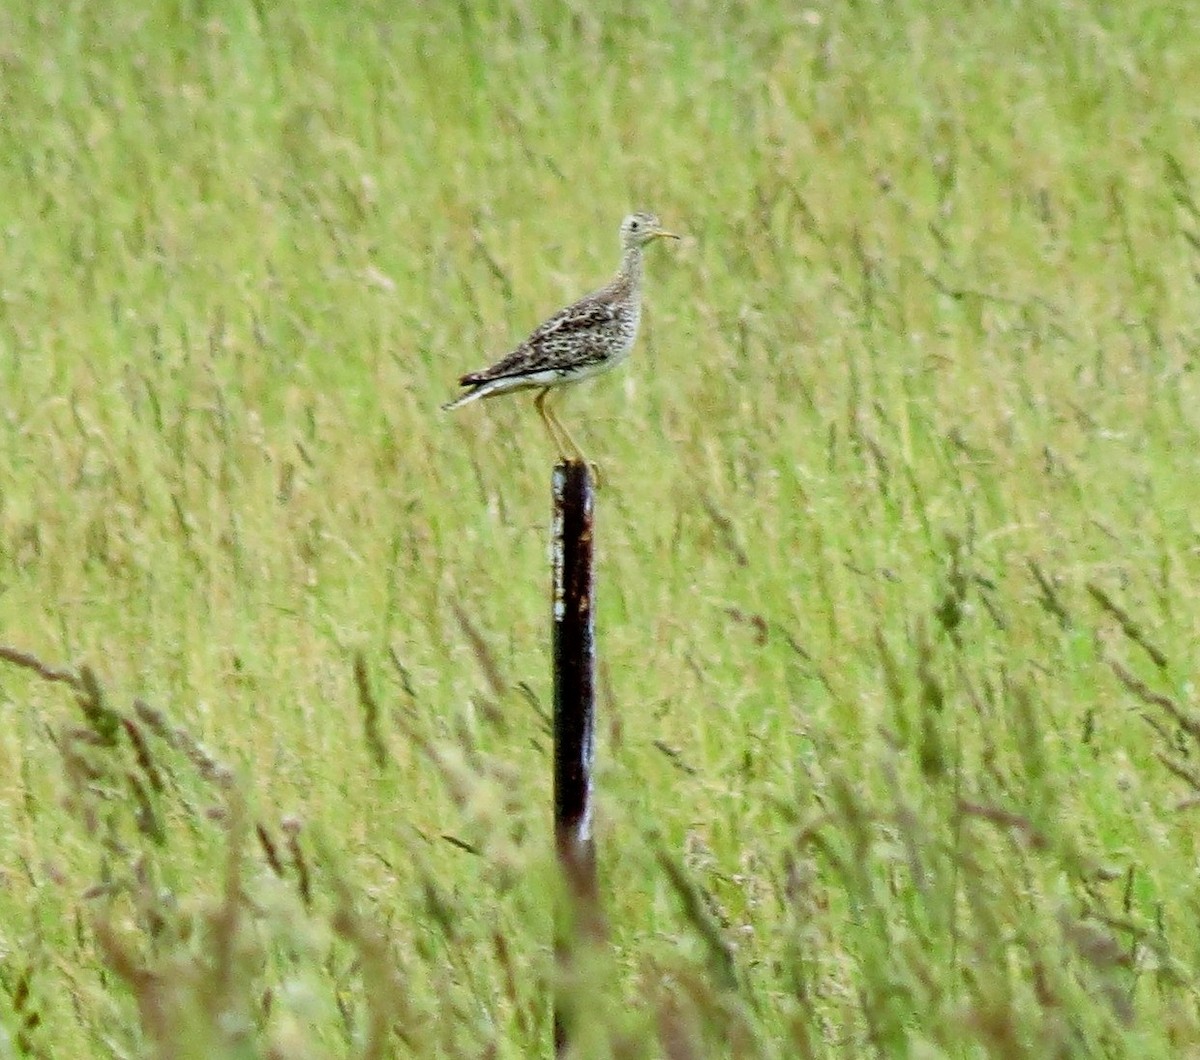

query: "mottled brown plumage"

left=443, top=212, right=678, bottom=464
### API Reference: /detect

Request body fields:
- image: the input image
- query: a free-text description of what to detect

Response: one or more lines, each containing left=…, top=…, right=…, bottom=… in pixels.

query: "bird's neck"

left=620, top=245, right=644, bottom=290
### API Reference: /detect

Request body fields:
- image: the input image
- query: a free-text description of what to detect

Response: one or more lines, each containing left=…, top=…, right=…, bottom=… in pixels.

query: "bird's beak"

left=653, top=229, right=681, bottom=242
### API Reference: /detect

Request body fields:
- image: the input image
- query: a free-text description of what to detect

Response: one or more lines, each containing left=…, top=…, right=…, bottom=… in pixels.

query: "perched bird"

left=443, top=212, right=678, bottom=469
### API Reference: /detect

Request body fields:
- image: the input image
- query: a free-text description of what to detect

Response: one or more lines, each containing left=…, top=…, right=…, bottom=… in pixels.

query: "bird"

left=442, top=212, right=679, bottom=472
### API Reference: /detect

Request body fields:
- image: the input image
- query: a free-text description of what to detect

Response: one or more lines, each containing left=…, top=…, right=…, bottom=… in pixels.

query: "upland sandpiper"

left=442, top=212, right=679, bottom=467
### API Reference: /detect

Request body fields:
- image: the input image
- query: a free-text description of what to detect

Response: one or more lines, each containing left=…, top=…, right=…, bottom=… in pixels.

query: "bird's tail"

left=441, top=388, right=480, bottom=412
left=441, top=377, right=510, bottom=411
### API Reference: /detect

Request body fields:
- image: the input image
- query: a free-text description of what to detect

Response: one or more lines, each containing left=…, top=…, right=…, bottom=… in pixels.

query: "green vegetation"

left=3, top=1, right=1200, bottom=1054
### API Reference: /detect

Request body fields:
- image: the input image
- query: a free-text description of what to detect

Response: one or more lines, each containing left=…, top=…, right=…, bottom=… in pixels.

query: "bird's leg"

left=534, top=388, right=570, bottom=461
left=544, top=395, right=604, bottom=488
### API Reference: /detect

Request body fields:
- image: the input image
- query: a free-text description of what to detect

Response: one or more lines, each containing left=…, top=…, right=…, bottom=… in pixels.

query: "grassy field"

left=3, top=0, right=1200, bottom=1055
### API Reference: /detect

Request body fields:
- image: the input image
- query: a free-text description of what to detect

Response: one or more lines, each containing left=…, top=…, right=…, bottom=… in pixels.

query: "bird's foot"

left=586, top=458, right=604, bottom=490
left=558, top=455, right=604, bottom=490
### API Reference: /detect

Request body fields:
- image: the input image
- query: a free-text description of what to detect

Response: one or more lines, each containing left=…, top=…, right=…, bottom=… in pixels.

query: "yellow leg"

left=537, top=389, right=603, bottom=486
left=546, top=404, right=587, bottom=464
left=534, top=388, right=570, bottom=460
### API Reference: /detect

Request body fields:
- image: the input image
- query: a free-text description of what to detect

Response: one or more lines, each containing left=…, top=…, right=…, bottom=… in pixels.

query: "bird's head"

left=620, top=212, right=679, bottom=250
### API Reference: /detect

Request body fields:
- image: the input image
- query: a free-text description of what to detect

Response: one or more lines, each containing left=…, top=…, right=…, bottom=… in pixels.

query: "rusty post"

left=551, top=458, right=598, bottom=1054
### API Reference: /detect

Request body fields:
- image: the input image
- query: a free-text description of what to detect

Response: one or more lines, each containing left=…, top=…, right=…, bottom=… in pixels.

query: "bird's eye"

left=630, top=219, right=639, bottom=229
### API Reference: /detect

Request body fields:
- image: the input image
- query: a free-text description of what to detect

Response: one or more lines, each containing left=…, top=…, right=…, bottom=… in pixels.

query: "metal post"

left=551, top=458, right=598, bottom=1054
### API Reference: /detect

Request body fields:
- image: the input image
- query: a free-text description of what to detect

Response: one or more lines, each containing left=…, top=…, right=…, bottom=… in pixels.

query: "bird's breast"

left=611, top=303, right=641, bottom=360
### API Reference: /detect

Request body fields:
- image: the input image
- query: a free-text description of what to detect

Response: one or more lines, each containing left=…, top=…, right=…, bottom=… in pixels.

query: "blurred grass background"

left=4, top=0, right=1200, bottom=1055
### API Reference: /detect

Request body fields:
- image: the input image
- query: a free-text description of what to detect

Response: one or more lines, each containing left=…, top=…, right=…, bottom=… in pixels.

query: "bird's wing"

left=459, top=284, right=623, bottom=385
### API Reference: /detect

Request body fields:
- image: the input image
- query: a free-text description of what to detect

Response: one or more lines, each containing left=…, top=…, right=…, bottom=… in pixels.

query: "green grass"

left=3, top=0, right=1200, bottom=1055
